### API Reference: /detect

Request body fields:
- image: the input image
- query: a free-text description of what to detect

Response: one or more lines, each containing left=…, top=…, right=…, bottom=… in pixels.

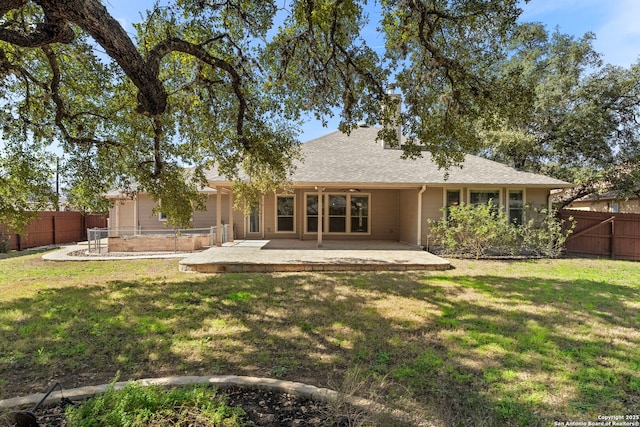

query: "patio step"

left=179, top=240, right=451, bottom=273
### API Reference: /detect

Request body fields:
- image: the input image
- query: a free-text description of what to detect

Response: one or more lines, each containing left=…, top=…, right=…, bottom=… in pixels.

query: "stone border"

left=0, top=375, right=433, bottom=426
left=41, top=244, right=190, bottom=261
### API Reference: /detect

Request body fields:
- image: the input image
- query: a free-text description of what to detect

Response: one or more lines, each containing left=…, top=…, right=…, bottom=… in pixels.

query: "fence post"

left=610, top=217, right=616, bottom=259
left=52, top=214, right=56, bottom=245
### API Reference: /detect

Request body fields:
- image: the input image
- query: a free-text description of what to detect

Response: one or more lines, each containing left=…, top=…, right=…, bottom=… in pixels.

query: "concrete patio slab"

left=179, top=240, right=450, bottom=273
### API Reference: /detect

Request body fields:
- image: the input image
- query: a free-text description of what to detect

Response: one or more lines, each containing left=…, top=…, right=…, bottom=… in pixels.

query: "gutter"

left=417, top=185, right=427, bottom=247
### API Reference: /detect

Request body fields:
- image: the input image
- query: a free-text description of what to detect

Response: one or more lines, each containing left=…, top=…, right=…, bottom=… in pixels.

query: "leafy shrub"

left=429, top=203, right=574, bottom=259
left=518, top=207, right=575, bottom=257
left=65, top=379, right=246, bottom=426
left=0, top=231, right=8, bottom=253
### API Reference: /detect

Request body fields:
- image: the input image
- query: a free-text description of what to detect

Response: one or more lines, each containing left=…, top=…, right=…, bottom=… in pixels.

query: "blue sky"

left=104, top=0, right=640, bottom=140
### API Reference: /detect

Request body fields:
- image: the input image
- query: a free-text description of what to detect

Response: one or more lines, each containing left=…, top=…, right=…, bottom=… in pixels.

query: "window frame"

left=156, top=200, right=168, bottom=222
left=305, top=193, right=322, bottom=233
left=303, top=192, right=371, bottom=235
left=468, top=189, right=501, bottom=206
left=507, top=189, right=525, bottom=225
left=275, top=194, right=296, bottom=233
left=247, top=204, right=261, bottom=234
left=443, top=188, right=462, bottom=219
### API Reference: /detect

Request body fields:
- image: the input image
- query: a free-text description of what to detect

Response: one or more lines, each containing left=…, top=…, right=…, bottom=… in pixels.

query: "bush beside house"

left=429, top=203, right=575, bottom=259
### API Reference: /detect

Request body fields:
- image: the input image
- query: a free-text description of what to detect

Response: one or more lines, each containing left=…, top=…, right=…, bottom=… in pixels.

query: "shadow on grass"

left=1, top=268, right=639, bottom=426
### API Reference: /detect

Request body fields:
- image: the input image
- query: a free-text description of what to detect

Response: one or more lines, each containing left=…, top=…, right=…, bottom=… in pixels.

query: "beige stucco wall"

left=255, top=188, right=404, bottom=241
left=421, top=187, right=445, bottom=245
left=192, top=195, right=216, bottom=228
left=525, top=188, right=549, bottom=209
left=398, top=189, right=418, bottom=244
left=111, top=192, right=236, bottom=232
left=109, top=199, right=135, bottom=229
left=108, top=185, right=557, bottom=245
left=370, top=189, right=400, bottom=240
left=136, top=194, right=162, bottom=230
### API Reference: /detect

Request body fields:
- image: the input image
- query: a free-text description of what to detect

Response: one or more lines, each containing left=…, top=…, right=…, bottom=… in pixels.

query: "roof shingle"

left=207, top=126, right=573, bottom=188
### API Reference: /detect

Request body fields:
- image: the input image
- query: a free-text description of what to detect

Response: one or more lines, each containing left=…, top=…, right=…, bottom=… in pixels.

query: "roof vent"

left=358, top=122, right=369, bottom=128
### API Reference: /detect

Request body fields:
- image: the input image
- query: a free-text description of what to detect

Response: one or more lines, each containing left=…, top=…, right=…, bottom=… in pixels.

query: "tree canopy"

left=1, top=0, right=531, bottom=229
left=479, top=23, right=640, bottom=206
left=4, top=0, right=639, bottom=230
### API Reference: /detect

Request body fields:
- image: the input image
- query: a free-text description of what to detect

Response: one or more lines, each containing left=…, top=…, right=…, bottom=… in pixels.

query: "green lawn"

left=1, top=253, right=639, bottom=426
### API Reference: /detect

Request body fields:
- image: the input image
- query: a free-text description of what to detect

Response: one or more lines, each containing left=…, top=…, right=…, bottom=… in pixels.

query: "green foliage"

left=0, top=138, right=56, bottom=233
left=479, top=23, right=640, bottom=203
left=0, top=232, right=8, bottom=253
left=0, top=0, right=527, bottom=227
left=65, top=379, right=246, bottom=427
left=519, top=208, right=576, bottom=257
left=429, top=203, right=574, bottom=259
left=429, top=201, right=517, bottom=259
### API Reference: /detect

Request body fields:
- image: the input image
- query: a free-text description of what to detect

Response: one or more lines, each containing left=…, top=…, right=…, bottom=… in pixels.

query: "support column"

left=216, top=187, right=222, bottom=246
left=115, top=201, right=120, bottom=229
left=417, top=185, right=427, bottom=247
left=228, top=190, right=234, bottom=242
left=133, top=197, right=138, bottom=235
left=317, top=187, right=323, bottom=248
left=261, top=195, right=265, bottom=239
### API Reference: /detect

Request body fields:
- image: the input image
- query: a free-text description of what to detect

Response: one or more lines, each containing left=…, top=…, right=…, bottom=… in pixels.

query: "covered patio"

left=179, top=239, right=450, bottom=273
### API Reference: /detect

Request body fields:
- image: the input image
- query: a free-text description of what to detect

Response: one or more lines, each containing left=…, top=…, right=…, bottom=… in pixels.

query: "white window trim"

left=443, top=188, right=463, bottom=219
left=507, top=189, right=526, bottom=224
left=156, top=200, right=168, bottom=222
left=246, top=203, right=262, bottom=234
left=275, top=194, right=296, bottom=233
left=304, top=193, right=322, bottom=235
left=468, top=189, right=502, bottom=207
left=303, top=192, right=372, bottom=235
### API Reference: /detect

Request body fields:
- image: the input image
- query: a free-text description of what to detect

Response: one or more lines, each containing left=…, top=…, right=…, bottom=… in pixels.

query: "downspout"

left=417, top=185, right=427, bottom=247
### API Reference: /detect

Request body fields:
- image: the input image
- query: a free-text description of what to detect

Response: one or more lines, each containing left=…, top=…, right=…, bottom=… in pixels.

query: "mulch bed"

left=5, top=387, right=352, bottom=427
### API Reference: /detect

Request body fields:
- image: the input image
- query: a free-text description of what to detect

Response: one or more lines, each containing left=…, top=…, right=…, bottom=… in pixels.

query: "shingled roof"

left=208, top=126, right=573, bottom=188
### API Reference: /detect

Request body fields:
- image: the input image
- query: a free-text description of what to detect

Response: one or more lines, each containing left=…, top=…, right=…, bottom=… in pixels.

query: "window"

left=305, top=193, right=370, bottom=234
left=157, top=201, right=168, bottom=221
left=328, top=195, right=347, bottom=232
left=248, top=206, right=260, bottom=233
left=306, top=194, right=321, bottom=232
left=610, top=202, right=619, bottom=213
left=508, top=190, right=524, bottom=225
left=446, top=190, right=461, bottom=219
left=470, top=190, right=500, bottom=215
left=470, top=190, right=500, bottom=206
left=276, top=195, right=295, bottom=232
left=350, top=196, right=369, bottom=233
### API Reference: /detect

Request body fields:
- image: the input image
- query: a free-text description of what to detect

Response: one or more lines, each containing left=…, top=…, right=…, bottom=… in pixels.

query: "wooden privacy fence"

left=0, top=212, right=108, bottom=251
left=560, top=210, right=640, bottom=260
